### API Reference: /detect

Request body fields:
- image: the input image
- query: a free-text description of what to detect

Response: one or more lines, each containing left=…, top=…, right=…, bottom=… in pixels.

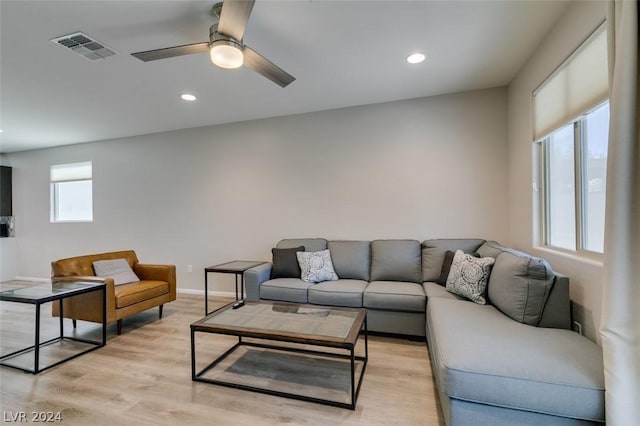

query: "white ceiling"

left=0, top=0, right=570, bottom=154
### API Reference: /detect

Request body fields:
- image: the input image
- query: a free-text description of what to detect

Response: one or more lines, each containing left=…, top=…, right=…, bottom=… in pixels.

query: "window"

left=533, top=23, right=608, bottom=255
left=540, top=103, right=609, bottom=253
left=50, top=161, right=93, bottom=222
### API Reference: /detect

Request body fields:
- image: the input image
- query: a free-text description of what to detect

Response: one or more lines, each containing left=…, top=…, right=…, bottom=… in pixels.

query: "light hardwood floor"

left=0, top=281, right=444, bottom=426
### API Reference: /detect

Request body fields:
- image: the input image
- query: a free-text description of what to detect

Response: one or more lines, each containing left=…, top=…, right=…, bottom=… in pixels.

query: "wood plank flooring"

left=0, top=281, right=444, bottom=425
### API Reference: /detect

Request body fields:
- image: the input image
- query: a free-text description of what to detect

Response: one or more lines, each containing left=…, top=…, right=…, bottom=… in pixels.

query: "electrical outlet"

left=187, top=265, right=193, bottom=273
left=573, top=320, right=583, bottom=335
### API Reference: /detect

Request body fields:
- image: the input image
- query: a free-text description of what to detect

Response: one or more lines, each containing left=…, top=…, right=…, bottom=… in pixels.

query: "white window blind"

left=533, top=23, right=608, bottom=140
left=50, top=161, right=92, bottom=183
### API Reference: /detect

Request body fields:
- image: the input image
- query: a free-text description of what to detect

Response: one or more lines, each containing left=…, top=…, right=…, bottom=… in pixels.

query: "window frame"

left=50, top=161, right=94, bottom=223
left=537, top=101, right=608, bottom=258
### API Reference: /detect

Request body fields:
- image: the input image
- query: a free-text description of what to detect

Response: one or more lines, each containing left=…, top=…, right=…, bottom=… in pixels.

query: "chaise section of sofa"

left=423, top=240, right=604, bottom=425
left=427, top=297, right=605, bottom=425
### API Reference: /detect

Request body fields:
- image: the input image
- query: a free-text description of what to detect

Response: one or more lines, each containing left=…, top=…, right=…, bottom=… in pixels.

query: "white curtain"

left=600, top=1, right=640, bottom=425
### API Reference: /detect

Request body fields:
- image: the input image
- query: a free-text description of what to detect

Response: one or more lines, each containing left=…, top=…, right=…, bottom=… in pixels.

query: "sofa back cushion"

left=327, top=240, right=371, bottom=281
left=370, top=239, right=422, bottom=283
left=478, top=241, right=571, bottom=329
left=277, top=238, right=327, bottom=252
left=488, top=250, right=555, bottom=326
left=51, top=250, right=139, bottom=277
left=421, top=239, right=486, bottom=282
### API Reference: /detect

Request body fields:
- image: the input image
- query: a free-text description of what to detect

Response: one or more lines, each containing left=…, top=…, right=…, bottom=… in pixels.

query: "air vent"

left=51, top=32, right=116, bottom=61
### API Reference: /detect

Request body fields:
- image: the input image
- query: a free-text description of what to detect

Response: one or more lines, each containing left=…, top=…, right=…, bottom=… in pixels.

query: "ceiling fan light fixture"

left=210, top=39, right=243, bottom=69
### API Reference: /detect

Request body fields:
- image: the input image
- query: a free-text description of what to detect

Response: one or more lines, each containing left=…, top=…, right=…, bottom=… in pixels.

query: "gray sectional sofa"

left=244, top=238, right=605, bottom=425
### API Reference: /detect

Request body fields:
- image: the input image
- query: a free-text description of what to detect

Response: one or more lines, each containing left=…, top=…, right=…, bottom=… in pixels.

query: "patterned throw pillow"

left=93, top=258, right=140, bottom=286
left=296, top=250, right=339, bottom=283
left=446, top=250, right=495, bottom=304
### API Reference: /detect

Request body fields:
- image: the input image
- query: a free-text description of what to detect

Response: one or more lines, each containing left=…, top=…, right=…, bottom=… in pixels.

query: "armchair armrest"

left=244, top=263, right=272, bottom=301
left=51, top=275, right=117, bottom=323
left=134, top=263, right=177, bottom=299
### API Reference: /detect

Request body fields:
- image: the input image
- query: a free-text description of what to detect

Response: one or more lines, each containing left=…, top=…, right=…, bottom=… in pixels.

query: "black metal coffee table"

left=191, top=301, right=367, bottom=409
left=0, top=281, right=106, bottom=374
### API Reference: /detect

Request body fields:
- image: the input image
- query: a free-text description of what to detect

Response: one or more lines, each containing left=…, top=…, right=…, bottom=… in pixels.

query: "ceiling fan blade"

left=131, top=42, right=210, bottom=62
left=243, top=46, right=295, bottom=88
left=218, top=0, right=255, bottom=42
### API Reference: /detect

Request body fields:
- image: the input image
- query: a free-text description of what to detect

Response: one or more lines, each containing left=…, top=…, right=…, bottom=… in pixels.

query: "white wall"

left=4, top=88, right=508, bottom=294
left=507, top=1, right=606, bottom=342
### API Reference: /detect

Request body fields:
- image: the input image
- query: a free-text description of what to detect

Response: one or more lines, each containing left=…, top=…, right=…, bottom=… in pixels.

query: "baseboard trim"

left=177, top=288, right=235, bottom=298
left=14, top=276, right=50, bottom=283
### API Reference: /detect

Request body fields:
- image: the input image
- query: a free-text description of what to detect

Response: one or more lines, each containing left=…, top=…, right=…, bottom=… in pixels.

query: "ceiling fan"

left=131, top=0, right=295, bottom=88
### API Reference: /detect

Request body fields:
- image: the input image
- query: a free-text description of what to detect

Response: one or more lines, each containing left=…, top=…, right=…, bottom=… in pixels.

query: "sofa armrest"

left=244, top=263, right=272, bottom=301
left=539, top=272, right=571, bottom=330
left=134, top=263, right=177, bottom=300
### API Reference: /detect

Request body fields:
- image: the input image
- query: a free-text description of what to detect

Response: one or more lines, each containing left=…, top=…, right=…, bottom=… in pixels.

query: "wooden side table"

left=204, top=260, right=266, bottom=315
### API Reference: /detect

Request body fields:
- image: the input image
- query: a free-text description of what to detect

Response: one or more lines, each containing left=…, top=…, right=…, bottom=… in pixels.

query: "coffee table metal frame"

left=191, top=301, right=368, bottom=410
left=0, top=281, right=106, bottom=374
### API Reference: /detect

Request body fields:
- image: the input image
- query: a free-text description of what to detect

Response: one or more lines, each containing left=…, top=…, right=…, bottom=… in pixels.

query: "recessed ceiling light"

left=406, top=53, right=426, bottom=64
left=180, top=94, right=197, bottom=101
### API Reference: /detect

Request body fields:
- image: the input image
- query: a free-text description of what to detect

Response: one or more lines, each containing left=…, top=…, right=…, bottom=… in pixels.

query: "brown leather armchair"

left=51, top=250, right=176, bottom=334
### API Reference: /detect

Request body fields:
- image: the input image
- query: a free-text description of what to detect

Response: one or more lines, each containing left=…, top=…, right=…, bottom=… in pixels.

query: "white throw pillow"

left=296, top=250, right=339, bottom=283
left=93, top=258, right=140, bottom=285
left=446, top=250, right=495, bottom=304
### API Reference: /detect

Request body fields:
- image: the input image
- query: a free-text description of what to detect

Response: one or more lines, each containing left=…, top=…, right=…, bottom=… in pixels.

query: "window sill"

left=532, top=246, right=604, bottom=268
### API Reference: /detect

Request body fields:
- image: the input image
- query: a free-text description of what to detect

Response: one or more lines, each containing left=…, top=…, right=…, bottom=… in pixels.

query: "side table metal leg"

left=235, top=274, right=239, bottom=301
left=204, top=271, right=208, bottom=315
left=59, top=300, right=64, bottom=338
left=191, top=328, right=196, bottom=381
left=34, top=302, right=41, bottom=374
left=240, top=272, right=245, bottom=300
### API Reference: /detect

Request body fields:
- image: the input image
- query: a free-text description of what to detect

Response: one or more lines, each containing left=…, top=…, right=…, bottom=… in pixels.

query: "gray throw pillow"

left=445, top=250, right=495, bottom=304
left=271, top=246, right=305, bottom=279
left=296, top=249, right=339, bottom=283
left=93, top=258, right=139, bottom=285
left=488, top=251, right=555, bottom=326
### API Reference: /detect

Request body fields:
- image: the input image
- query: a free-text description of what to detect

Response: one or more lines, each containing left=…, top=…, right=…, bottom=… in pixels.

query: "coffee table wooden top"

left=191, top=301, right=366, bottom=349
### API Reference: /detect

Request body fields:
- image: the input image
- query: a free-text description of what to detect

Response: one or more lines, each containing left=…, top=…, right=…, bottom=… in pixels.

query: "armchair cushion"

left=93, top=258, right=139, bottom=285
left=115, top=280, right=169, bottom=308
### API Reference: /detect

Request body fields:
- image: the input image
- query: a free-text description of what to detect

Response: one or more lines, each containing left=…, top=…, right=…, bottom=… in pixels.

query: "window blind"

left=533, top=23, right=608, bottom=140
left=50, top=161, right=92, bottom=183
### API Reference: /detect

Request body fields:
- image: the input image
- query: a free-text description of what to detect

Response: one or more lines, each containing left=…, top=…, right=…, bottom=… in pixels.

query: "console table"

left=204, top=260, right=265, bottom=315
left=0, top=281, right=106, bottom=374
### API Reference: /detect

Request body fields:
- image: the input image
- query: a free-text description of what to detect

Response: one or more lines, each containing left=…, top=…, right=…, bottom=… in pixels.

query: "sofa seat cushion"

left=260, top=278, right=313, bottom=304
left=423, top=282, right=464, bottom=301
left=363, top=281, right=426, bottom=312
left=308, top=279, right=367, bottom=307
left=114, top=280, right=169, bottom=309
left=427, top=297, right=605, bottom=422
